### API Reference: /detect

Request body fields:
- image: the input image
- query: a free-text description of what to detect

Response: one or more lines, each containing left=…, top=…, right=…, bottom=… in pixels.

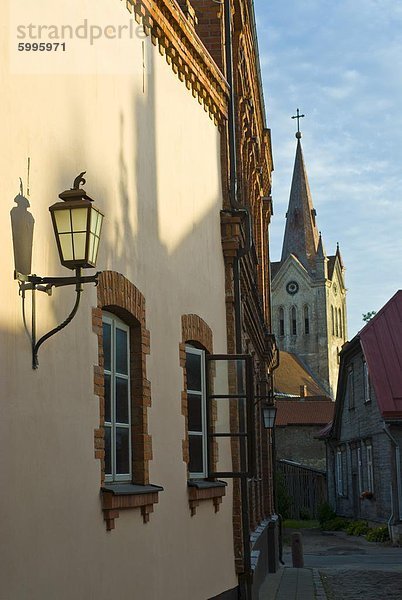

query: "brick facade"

left=125, top=0, right=229, bottom=126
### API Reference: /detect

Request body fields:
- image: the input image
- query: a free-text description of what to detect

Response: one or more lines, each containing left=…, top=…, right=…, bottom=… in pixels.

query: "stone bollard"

left=291, top=532, right=304, bottom=568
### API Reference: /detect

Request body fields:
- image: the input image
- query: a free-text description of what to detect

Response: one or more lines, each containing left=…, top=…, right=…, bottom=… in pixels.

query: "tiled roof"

left=327, top=255, right=336, bottom=279
left=274, top=351, right=327, bottom=397
left=276, top=399, right=335, bottom=426
left=360, top=290, right=402, bottom=418
left=271, top=261, right=281, bottom=280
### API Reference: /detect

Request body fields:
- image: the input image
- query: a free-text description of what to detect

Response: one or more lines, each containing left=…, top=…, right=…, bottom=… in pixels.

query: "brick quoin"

left=93, top=271, right=152, bottom=486
left=180, top=314, right=213, bottom=467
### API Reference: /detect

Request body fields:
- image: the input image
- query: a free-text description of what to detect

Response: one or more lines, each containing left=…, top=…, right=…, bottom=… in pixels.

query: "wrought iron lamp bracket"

left=15, top=269, right=100, bottom=369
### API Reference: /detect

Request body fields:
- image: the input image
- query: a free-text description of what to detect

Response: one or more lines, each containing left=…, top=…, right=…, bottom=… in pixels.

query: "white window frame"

left=366, top=443, right=374, bottom=493
left=186, top=345, right=208, bottom=479
left=103, top=312, right=132, bottom=483
left=357, top=445, right=363, bottom=495
left=336, top=449, right=344, bottom=496
left=363, top=360, right=370, bottom=403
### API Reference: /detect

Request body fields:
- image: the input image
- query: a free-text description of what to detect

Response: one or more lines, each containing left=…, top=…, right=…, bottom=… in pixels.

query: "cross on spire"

left=291, top=108, right=305, bottom=137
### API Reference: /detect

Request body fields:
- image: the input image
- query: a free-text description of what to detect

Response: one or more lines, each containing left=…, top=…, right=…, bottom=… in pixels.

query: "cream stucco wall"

left=0, top=1, right=237, bottom=598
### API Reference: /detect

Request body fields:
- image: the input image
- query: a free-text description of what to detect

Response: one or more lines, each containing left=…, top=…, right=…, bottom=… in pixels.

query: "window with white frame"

left=103, top=313, right=131, bottom=482
left=186, top=345, right=208, bottom=478
left=357, top=445, right=363, bottom=494
left=336, top=448, right=346, bottom=496
left=366, top=443, right=374, bottom=493
left=363, top=360, right=370, bottom=403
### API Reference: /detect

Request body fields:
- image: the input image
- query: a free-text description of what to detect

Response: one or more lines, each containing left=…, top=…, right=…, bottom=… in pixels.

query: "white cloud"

left=255, top=0, right=402, bottom=336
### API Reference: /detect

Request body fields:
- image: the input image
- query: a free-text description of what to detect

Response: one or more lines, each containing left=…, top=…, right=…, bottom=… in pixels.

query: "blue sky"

left=254, top=0, right=402, bottom=337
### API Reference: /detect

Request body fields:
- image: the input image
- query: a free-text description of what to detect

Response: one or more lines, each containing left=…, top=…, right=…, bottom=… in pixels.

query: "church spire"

left=281, top=119, right=319, bottom=272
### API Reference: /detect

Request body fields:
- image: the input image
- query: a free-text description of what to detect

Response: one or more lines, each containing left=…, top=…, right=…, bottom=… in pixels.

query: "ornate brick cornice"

left=126, top=0, right=229, bottom=125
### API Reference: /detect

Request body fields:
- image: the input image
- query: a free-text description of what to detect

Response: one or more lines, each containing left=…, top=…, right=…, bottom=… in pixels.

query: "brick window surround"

left=93, top=271, right=162, bottom=530
left=180, top=314, right=226, bottom=515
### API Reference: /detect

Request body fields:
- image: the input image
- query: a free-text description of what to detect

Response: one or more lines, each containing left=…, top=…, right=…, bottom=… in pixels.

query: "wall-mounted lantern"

left=262, top=405, right=277, bottom=430
left=255, top=373, right=277, bottom=430
left=14, top=173, right=104, bottom=369
left=49, top=178, right=103, bottom=270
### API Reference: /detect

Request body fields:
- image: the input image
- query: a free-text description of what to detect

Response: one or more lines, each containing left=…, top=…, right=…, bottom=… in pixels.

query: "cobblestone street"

left=320, top=569, right=402, bottom=600
left=282, top=527, right=402, bottom=599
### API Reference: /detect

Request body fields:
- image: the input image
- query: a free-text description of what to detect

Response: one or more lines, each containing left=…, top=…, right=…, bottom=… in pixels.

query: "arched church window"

left=279, top=307, right=285, bottom=336
left=291, top=307, right=297, bottom=336
left=335, top=309, right=339, bottom=337
left=304, top=305, right=310, bottom=335
left=338, top=308, right=342, bottom=338
left=331, top=306, right=334, bottom=336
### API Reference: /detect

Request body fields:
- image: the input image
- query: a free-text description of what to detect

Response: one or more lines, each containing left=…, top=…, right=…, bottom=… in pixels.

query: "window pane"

left=59, top=233, right=73, bottom=261
left=104, top=373, right=111, bottom=422
left=54, top=209, right=71, bottom=234
left=103, top=322, right=111, bottom=371
left=189, top=434, right=204, bottom=474
left=208, top=359, right=246, bottom=396
left=90, top=207, right=99, bottom=234
left=116, top=428, right=130, bottom=475
left=188, top=393, right=202, bottom=432
left=72, top=232, right=87, bottom=260
left=71, top=207, right=88, bottom=231
left=91, top=234, right=100, bottom=264
left=116, top=328, right=128, bottom=375
left=214, top=397, right=246, bottom=434
left=116, top=377, right=129, bottom=424
left=88, top=233, right=95, bottom=264
left=186, top=351, right=201, bottom=391
left=105, top=426, right=112, bottom=475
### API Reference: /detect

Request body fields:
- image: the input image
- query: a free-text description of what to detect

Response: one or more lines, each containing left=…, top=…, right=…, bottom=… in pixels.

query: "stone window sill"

left=101, top=483, right=163, bottom=530
left=187, top=480, right=227, bottom=516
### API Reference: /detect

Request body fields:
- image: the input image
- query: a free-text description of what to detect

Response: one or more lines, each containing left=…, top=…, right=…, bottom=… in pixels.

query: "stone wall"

left=276, top=425, right=327, bottom=471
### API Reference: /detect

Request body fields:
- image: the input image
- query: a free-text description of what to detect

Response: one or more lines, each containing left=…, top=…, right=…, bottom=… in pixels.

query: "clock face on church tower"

left=286, top=280, right=299, bottom=295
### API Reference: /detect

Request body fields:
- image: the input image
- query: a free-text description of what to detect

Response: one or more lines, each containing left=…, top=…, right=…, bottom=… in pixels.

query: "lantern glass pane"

left=92, top=234, right=100, bottom=264
left=59, top=233, right=73, bottom=261
left=54, top=209, right=72, bottom=234
left=73, top=232, right=87, bottom=260
left=71, top=207, right=88, bottom=232
left=90, top=208, right=98, bottom=234
left=95, top=211, right=103, bottom=236
left=88, top=233, right=96, bottom=264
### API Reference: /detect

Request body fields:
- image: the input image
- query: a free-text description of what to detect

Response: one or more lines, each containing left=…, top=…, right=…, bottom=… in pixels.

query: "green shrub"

left=318, top=502, right=336, bottom=527
left=346, top=520, right=370, bottom=536
left=299, top=508, right=311, bottom=521
left=321, top=517, right=349, bottom=531
left=365, top=526, right=390, bottom=543
left=276, top=472, right=292, bottom=519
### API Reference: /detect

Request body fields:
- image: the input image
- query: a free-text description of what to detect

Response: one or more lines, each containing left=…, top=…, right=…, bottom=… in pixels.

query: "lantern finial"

left=73, top=171, right=86, bottom=190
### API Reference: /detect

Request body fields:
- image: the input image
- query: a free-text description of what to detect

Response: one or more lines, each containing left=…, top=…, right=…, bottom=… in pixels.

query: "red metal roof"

left=360, top=290, right=402, bottom=418
left=276, top=399, right=335, bottom=426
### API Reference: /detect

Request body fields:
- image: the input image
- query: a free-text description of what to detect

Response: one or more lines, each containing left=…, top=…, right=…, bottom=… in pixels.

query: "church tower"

left=271, top=117, right=347, bottom=398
